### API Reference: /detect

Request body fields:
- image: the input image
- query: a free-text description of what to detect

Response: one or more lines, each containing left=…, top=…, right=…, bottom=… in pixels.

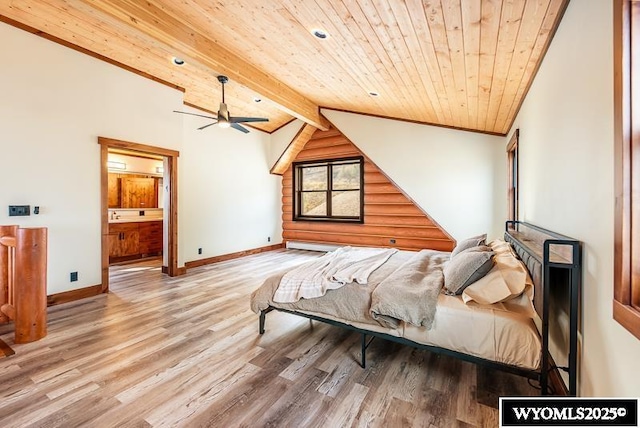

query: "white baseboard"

left=285, top=241, right=340, bottom=252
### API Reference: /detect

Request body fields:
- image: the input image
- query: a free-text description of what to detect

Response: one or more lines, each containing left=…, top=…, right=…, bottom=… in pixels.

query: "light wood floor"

left=0, top=249, right=536, bottom=427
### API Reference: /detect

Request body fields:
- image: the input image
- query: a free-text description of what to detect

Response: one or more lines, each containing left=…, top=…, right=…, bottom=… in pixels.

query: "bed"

left=250, top=222, right=581, bottom=395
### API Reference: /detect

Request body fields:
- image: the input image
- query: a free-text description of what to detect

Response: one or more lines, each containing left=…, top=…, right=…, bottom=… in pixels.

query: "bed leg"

left=259, top=307, right=274, bottom=335
left=361, top=334, right=366, bottom=368
left=540, top=369, right=549, bottom=396
left=259, top=310, right=266, bottom=335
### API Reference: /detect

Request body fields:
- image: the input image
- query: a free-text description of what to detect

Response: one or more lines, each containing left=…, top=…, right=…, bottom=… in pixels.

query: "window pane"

left=331, top=191, right=360, bottom=217
left=332, top=163, right=360, bottom=190
left=301, top=192, right=327, bottom=216
left=293, top=158, right=363, bottom=222
left=301, top=166, right=327, bottom=190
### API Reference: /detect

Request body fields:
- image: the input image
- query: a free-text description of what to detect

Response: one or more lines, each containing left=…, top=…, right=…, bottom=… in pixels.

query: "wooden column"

left=0, top=225, right=18, bottom=324
left=14, top=227, right=47, bottom=343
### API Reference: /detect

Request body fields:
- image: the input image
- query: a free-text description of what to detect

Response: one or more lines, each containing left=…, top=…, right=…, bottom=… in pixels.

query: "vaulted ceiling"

left=1, top=0, right=568, bottom=135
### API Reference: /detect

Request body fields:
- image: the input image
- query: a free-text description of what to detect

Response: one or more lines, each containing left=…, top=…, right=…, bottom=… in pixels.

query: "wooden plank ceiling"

left=0, top=0, right=568, bottom=135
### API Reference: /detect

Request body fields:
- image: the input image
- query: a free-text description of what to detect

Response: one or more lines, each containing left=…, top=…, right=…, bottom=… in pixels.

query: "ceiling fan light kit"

left=173, top=75, right=268, bottom=133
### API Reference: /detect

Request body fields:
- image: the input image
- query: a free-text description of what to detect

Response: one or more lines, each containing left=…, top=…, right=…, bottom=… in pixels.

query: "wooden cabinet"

left=109, top=221, right=162, bottom=263
left=138, top=221, right=163, bottom=255
left=108, top=223, right=140, bottom=258
left=108, top=173, right=121, bottom=208
left=120, top=177, right=157, bottom=208
left=108, top=174, right=158, bottom=209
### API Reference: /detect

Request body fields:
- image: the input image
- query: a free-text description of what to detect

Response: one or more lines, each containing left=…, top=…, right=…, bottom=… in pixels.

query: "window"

left=614, top=0, right=640, bottom=340
left=507, top=129, right=519, bottom=221
left=293, top=157, right=364, bottom=222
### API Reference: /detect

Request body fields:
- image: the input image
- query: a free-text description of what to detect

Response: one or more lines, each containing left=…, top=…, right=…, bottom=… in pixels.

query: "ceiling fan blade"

left=173, top=110, right=216, bottom=120
left=180, top=77, right=265, bottom=134
left=231, top=123, right=250, bottom=133
left=218, top=102, right=229, bottom=122
left=230, top=116, right=269, bottom=123
left=197, top=122, right=218, bottom=130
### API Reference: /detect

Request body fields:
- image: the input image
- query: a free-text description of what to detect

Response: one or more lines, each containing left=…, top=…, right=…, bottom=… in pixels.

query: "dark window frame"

left=614, top=0, right=640, bottom=340
left=507, top=129, right=519, bottom=222
left=292, top=156, right=364, bottom=223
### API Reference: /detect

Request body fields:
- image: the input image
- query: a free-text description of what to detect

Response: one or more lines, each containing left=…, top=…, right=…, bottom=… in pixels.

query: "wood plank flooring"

left=0, top=249, right=537, bottom=427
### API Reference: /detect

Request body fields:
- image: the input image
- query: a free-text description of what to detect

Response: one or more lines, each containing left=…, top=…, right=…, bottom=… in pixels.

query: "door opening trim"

left=99, top=137, right=181, bottom=293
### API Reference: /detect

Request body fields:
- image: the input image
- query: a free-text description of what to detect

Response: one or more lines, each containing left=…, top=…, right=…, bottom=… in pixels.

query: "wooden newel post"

left=0, top=225, right=19, bottom=324
left=14, top=227, right=47, bottom=343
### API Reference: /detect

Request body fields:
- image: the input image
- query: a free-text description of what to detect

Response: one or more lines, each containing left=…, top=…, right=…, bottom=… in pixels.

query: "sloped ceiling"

left=0, top=0, right=568, bottom=135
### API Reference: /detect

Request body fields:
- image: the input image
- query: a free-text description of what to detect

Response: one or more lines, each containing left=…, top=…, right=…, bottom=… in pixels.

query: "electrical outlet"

left=198, top=248, right=202, bottom=255
left=390, top=239, right=396, bottom=244
left=267, top=237, right=271, bottom=242
left=70, top=272, right=78, bottom=282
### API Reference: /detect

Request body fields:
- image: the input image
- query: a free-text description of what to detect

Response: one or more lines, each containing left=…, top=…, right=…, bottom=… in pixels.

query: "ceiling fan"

left=173, top=75, right=268, bottom=133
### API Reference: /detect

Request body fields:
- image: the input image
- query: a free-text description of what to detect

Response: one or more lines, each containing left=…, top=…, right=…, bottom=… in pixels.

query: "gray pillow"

left=450, top=233, right=487, bottom=258
left=444, top=246, right=495, bottom=295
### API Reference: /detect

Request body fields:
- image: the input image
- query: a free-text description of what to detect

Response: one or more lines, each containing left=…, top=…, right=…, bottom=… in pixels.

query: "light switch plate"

left=9, top=205, right=30, bottom=216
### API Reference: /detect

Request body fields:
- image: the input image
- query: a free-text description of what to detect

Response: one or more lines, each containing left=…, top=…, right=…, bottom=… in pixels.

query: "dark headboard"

left=504, top=229, right=544, bottom=318
left=503, top=221, right=582, bottom=396
left=504, top=221, right=580, bottom=319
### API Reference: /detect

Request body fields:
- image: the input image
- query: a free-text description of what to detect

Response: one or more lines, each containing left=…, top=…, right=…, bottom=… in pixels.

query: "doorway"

left=99, top=137, right=180, bottom=293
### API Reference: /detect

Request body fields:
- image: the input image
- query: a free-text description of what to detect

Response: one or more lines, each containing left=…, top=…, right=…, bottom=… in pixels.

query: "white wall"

left=268, top=119, right=304, bottom=168
left=510, top=0, right=640, bottom=396
left=0, top=22, right=183, bottom=294
left=322, top=109, right=506, bottom=241
left=180, top=106, right=282, bottom=262
left=0, top=22, right=283, bottom=294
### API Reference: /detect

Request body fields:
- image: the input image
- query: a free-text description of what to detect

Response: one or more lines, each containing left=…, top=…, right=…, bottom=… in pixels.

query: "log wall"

left=282, top=127, right=455, bottom=252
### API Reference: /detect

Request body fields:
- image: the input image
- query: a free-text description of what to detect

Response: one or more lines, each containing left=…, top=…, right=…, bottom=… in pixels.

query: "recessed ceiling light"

left=369, top=91, right=380, bottom=97
left=171, top=57, right=185, bottom=66
left=311, top=28, right=329, bottom=39
left=253, top=97, right=262, bottom=103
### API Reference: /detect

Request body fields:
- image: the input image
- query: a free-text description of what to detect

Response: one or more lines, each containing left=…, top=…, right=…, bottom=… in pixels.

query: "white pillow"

left=461, top=240, right=532, bottom=305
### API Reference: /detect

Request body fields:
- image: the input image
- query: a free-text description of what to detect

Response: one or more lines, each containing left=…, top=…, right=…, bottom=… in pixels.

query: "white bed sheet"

left=403, top=294, right=541, bottom=370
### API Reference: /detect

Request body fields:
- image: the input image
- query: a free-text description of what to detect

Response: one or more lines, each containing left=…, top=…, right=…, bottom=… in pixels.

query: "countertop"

left=109, top=217, right=163, bottom=224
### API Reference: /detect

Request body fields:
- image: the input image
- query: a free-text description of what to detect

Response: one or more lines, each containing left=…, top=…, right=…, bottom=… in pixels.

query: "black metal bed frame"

left=504, top=221, right=582, bottom=396
left=259, top=305, right=540, bottom=380
left=258, top=221, right=582, bottom=396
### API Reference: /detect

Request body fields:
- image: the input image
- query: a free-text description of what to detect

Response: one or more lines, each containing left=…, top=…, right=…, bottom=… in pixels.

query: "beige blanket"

left=272, top=246, right=398, bottom=303
left=370, top=250, right=449, bottom=329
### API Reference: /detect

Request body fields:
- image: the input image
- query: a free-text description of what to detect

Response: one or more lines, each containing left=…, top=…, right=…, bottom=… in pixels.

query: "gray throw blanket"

left=370, top=249, right=449, bottom=329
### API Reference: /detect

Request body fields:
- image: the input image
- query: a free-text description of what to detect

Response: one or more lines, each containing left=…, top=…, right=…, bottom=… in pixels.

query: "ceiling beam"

left=270, top=123, right=318, bottom=175
left=79, top=0, right=330, bottom=131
